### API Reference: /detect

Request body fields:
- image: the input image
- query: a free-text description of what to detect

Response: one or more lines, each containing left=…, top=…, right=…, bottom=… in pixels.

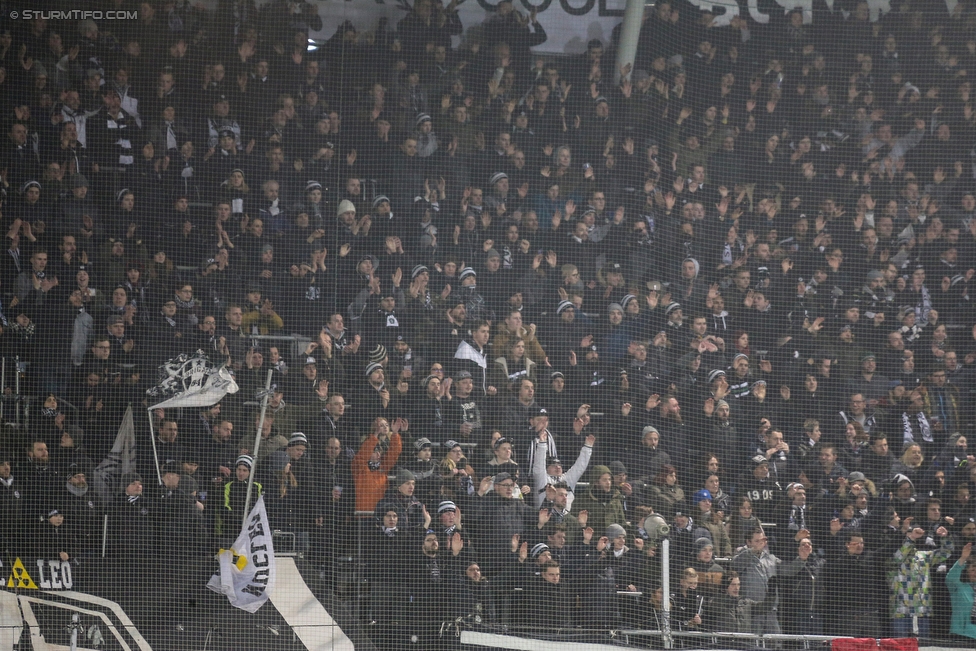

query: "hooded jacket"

left=670, top=257, right=709, bottom=313
left=571, top=473, right=627, bottom=534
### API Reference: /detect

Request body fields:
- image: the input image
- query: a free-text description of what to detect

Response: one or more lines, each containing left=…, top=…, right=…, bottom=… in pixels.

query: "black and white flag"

left=146, top=351, right=239, bottom=410
left=207, top=495, right=275, bottom=612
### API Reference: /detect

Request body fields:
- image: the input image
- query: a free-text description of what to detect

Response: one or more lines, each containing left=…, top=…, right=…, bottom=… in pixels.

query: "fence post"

left=662, top=538, right=672, bottom=649
left=69, top=613, right=80, bottom=651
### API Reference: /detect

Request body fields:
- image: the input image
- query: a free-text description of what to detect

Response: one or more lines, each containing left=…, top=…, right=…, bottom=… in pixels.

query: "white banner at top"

left=309, top=0, right=630, bottom=54
left=308, top=0, right=957, bottom=54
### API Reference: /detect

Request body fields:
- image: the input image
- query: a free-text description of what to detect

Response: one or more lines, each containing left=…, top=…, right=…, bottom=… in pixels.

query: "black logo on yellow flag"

left=6, top=558, right=38, bottom=589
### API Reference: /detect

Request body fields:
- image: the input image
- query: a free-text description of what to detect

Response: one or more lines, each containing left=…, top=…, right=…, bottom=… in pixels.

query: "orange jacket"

left=352, top=433, right=402, bottom=513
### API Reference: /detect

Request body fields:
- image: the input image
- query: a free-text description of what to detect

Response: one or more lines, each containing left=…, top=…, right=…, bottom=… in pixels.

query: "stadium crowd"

left=3, top=0, right=976, bottom=647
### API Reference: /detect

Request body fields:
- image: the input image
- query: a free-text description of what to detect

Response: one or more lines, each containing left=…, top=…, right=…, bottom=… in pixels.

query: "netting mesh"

left=1, top=0, right=976, bottom=649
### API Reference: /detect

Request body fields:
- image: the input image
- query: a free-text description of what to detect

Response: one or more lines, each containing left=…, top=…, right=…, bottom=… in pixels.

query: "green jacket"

left=571, top=486, right=628, bottom=534
left=702, top=518, right=733, bottom=559
left=947, top=559, right=976, bottom=639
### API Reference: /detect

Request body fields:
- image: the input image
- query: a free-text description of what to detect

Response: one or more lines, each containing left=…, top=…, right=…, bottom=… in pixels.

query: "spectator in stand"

left=946, top=542, right=976, bottom=639
left=728, top=497, right=763, bottom=552
left=352, top=427, right=403, bottom=514
left=731, top=528, right=796, bottom=639
left=888, top=520, right=954, bottom=637
left=530, top=430, right=594, bottom=509
left=31, top=508, right=79, bottom=567
left=779, top=537, right=825, bottom=636
left=648, top=464, right=686, bottom=521
left=471, top=470, right=531, bottom=575
left=375, top=468, right=426, bottom=535
left=571, top=464, right=627, bottom=536
left=215, top=455, right=260, bottom=547
left=260, top=433, right=316, bottom=548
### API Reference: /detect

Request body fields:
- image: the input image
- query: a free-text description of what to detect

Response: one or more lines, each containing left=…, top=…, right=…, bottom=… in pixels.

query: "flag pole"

left=243, top=369, right=274, bottom=524
left=146, top=408, right=162, bottom=485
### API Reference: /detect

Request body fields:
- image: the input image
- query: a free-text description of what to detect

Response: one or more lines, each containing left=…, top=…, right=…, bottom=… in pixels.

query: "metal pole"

left=101, top=514, right=108, bottom=558
left=661, top=537, right=672, bottom=649
left=146, top=409, right=162, bottom=485
left=15, top=356, right=22, bottom=427
left=243, top=369, right=274, bottom=523
left=614, top=0, right=646, bottom=83
left=70, top=613, right=79, bottom=651
left=357, top=517, right=364, bottom=621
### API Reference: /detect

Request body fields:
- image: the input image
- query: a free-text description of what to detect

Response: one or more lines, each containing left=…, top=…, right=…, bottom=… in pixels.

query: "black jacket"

left=111, top=494, right=155, bottom=562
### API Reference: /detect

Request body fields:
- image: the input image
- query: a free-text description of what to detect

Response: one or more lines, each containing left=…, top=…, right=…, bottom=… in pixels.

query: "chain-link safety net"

left=1, top=0, right=976, bottom=650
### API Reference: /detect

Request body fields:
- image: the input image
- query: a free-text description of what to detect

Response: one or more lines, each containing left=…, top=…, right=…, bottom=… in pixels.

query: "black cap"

left=161, top=460, right=181, bottom=475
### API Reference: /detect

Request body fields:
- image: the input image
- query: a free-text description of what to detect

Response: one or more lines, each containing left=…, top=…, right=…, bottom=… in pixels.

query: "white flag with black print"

left=207, top=495, right=275, bottom=612
left=147, top=350, right=238, bottom=409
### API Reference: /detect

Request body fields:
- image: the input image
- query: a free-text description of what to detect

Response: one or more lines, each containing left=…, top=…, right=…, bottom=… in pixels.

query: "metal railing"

left=459, top=627, right=976, bottom=650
